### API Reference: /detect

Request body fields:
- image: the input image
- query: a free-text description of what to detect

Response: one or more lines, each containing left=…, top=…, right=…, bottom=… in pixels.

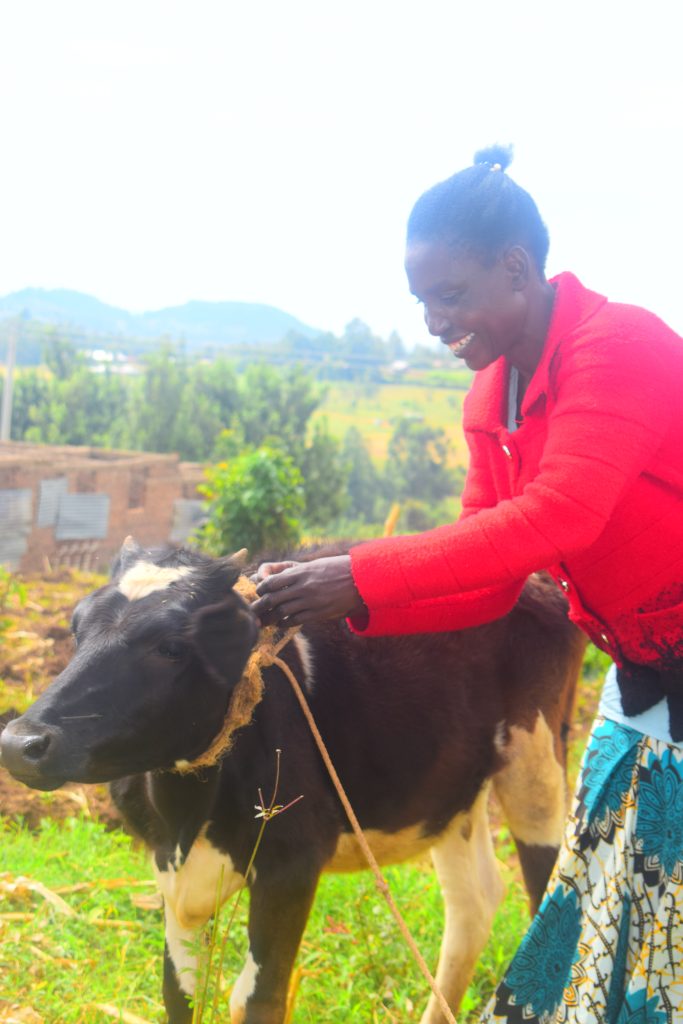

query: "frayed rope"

left=173, top=576, right=301, bottom=775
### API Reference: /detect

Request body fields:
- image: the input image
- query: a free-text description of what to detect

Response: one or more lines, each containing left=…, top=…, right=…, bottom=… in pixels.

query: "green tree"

left=237, top=364, right=324, bottom=454
left=198, top=446, right=304, bottom=557
left=121, top=345, right=187, bottom=454
left=10, top=370, right=53, bottom=440
left=169, top=358, right=242, bottom=461
left=42, top=334, right=86, bottom=380
left=384, top=417, right=460, bottom=503
left=299, top=421, right=348, bottom=529
left=58, top=368, right=129, bottom=446
left=341, top=426, right=382, bottom=522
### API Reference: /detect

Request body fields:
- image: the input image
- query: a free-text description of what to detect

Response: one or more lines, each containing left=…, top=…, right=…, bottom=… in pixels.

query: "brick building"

left=0, top=442, right=204, bottom=574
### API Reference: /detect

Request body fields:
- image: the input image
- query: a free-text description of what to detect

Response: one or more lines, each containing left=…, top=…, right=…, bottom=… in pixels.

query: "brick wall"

left=0, top=442, right=203, bottom=574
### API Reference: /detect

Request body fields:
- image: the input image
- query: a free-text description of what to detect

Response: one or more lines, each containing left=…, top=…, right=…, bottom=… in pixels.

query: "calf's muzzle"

left=0, top=718, right=64, bottom=790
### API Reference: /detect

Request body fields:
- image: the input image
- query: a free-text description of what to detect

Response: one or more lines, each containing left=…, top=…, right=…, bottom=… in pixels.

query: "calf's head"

left=0, top=544, right=259, bottom=790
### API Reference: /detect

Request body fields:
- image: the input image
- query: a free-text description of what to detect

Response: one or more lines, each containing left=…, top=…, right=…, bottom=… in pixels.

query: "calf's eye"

left=157, top=640, right=188, bottom=661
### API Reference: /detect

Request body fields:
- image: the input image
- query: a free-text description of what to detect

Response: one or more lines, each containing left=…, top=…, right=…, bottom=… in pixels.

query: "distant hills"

left=0, top=288, right=320, bottom=349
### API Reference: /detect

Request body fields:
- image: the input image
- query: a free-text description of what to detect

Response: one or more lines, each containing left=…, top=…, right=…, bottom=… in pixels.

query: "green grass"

left=1, top=814, right=531, bottom=1023
left=0, top=815, right=164, bottom=1022
left=313, top=381, right=469, bottom=467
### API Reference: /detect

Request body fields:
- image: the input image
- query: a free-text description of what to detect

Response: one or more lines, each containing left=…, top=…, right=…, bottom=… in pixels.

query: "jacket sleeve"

left=350, top=324, right=677, bottom=621
left=346, top=579, right=524, bottom=636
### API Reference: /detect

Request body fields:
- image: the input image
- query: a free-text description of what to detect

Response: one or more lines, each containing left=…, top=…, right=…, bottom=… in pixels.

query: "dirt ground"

left=0, top=569, right=122, bottom=829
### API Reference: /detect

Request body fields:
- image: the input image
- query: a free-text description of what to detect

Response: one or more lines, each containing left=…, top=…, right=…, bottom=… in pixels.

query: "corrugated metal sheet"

left=37, top=477, right=69, bottom=528
left=0, top=488, right=33, bottom=569
left=170, top=498, right=206, bottom=543
left=55, top=493, right=110, bottom=541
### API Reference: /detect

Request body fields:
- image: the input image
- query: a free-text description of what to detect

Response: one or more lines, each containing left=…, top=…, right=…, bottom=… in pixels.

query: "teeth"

left=448, top=333, right=474, bottom=355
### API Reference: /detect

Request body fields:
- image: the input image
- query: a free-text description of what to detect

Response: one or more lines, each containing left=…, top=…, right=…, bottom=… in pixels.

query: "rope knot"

left=174, top=576, right=299, bottom=775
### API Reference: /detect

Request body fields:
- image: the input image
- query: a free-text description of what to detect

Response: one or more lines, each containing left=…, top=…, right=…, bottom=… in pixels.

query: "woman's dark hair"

left=407, top=145, right=550, bottom=272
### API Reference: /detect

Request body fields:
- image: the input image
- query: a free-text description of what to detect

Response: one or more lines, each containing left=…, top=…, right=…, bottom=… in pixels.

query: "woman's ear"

left=503, top=246, right=531, bottom=290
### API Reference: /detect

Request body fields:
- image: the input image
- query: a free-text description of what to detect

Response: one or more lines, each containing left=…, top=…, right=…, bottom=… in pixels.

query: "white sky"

left=1, top=0, right=681, bottom=344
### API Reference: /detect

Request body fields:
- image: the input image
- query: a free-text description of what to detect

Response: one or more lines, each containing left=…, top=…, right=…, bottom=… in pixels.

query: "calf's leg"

left=421, top=786, right=504, bottom=1024
left=162, top=897, right=199, bottom=1024
left=230, top=867, right=320, bottom=1024
left=492, top=713, right=567, bottom=913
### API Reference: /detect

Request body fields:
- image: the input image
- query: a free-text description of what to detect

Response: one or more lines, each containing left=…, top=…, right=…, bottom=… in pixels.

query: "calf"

left=0, top=541, right=585, bottom=1024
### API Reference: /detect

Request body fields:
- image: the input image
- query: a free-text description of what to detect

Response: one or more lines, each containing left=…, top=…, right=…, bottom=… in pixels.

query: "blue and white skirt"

left=481, top=716, right=683, bottom=1022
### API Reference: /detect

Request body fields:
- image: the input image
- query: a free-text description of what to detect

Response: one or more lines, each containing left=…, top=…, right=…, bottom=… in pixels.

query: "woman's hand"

left=251, top=555, right=367, bottom=627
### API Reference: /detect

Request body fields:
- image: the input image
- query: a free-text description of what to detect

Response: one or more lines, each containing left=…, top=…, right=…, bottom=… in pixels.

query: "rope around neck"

left=174, top=576, right=458, bottom=1023
left=173, top=576, right=301, bottom=774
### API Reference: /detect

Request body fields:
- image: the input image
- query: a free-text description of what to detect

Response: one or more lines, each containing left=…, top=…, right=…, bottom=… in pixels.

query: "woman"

left=252, top=146, right=683, bottom=1021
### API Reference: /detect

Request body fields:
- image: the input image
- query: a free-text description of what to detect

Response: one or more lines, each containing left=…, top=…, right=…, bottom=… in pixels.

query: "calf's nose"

left=0, top=719, right=55, bottom=774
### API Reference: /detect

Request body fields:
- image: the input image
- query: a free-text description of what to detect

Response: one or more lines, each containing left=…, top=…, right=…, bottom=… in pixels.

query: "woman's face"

left=405, top=240, right=529, bottom=372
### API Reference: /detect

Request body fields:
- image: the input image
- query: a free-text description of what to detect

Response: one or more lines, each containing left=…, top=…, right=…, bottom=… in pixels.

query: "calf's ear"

left=192, top=594, right=258, bottom=684
left=110, top=536, right=144, bottom=580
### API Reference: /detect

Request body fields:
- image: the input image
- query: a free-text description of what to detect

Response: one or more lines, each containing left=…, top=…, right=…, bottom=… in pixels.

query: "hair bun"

left=473, top=144, right=513, bottom=172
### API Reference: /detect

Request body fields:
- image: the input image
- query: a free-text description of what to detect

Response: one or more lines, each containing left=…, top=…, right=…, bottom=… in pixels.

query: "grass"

left=0, top=813, right=531, bottom=1023
left=0, top=816, right=164, bottom=1022
left=313, top=381, right=469, bottom=467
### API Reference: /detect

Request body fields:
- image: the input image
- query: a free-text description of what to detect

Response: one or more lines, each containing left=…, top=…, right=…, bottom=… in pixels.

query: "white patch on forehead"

left=118, top=561, right=192, bottom=601
left=153, top=826, right=246, bottom=931
left=230, top=950, right=260, bottom=1023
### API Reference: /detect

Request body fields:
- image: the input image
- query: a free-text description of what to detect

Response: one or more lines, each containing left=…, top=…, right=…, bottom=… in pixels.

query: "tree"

left=198, top=446, right=304, bottom=557
left=387, top=330, right=406, bottom=361
left=341, top=426, right=382, bottom=522
left=299, top=421, right=348, bottom=529
left=42, top=334, right=86, bottom=380
left=340, top=319, right=386, bottom=363
left=384, top=417, right=460, bottom=503
left=237, top=363, right=324, bottom=455
left=10, top=370, right=53, bottom=440
left=121, top=345, right=187, bottom=454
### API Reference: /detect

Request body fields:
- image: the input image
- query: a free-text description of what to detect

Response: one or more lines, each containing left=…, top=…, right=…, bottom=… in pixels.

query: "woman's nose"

left=424, top=306, right=449, bottom=337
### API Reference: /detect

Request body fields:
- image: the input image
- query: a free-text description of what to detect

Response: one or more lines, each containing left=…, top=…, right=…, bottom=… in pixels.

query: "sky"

left=1, top=0, right=681, bottom=346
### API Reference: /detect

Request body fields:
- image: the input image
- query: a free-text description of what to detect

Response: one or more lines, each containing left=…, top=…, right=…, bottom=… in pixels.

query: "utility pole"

left=1, top=317, right=18, bottom=442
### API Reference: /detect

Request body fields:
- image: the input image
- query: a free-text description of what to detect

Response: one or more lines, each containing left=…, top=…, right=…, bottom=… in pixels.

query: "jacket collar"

left=463, top=272, right=608, bottom=431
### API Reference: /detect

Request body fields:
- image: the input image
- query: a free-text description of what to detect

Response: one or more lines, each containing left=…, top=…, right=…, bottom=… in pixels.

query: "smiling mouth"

left=444, top=333, right=475, bottom=358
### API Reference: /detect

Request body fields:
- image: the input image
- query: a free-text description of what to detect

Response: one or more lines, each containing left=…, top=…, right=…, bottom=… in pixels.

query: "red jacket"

left=349, top=272, right=683, bottom=673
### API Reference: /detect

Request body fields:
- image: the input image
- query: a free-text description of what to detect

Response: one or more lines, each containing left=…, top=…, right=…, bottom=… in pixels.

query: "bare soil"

left=0, top=569, right=122, bottom=829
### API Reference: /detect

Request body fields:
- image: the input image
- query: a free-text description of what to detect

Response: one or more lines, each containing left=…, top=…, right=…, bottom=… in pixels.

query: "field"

left=0, top=571, right=605, bottom=1024
left=313, top=380, right=470, bottom=467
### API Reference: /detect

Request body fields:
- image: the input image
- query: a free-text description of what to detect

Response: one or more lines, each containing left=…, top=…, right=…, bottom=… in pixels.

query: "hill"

left=0, top=288, right=319, bottom=349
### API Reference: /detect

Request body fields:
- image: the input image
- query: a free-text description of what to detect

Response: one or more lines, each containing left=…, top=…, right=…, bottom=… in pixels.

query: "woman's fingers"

left=251, top=554, right=364, bottom=625
left=250, top=560, right=300, bottom=584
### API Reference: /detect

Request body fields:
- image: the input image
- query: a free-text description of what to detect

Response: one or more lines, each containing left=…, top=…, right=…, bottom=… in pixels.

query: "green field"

left=313, top=380, right=470, bottom=467
left=1, top=814, right=529, bottom=1023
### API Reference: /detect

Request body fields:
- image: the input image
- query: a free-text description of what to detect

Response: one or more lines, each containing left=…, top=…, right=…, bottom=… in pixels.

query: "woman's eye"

left=157, top=640, right=188, bottom=661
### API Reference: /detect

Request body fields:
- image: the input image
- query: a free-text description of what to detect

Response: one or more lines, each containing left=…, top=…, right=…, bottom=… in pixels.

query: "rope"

left=269, top=649, right=458, bottom=1023
left=176, top=576, right=458, bottom=1023
left=173, top=576, right=301, bottom=773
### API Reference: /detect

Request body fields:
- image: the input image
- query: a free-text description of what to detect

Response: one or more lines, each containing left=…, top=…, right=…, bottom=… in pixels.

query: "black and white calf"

left=0, top=542, right=585, bottom=1024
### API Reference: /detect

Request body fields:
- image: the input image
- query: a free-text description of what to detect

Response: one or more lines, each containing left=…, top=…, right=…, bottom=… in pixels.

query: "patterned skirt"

left=480, top=716, right=683, bottom=1023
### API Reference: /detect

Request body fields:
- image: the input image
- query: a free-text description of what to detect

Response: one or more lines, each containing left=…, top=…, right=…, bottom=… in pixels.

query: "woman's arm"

left=351, top=327, right=676, bottom=611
